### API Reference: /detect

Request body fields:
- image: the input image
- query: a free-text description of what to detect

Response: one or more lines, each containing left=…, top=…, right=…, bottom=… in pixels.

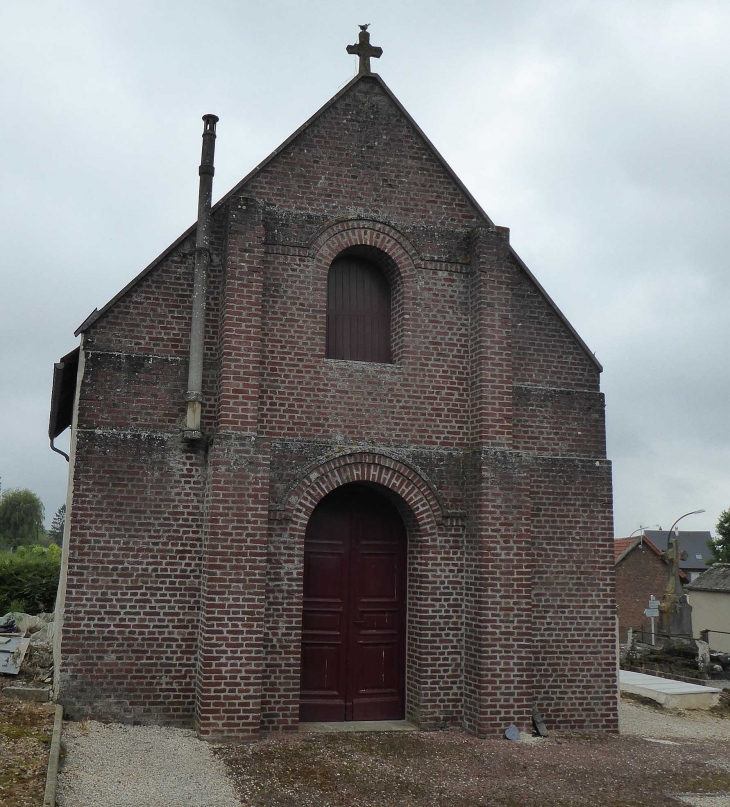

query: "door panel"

left=298, top=496, right=350, bottom=722
left=304, top=553, right=346, bottom=598
left=300, top=643, right=340, bottom=693
left=349, top=500, right=405, bottom=721
left=300, top=485, right=406, bottom=722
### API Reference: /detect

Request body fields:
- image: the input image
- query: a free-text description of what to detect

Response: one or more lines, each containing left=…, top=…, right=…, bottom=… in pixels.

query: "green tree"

left=0, top=489, right=45, bottom=548
left=708, top=508, right=730, bottom=564
left=48, top=504, right=66, bottom=546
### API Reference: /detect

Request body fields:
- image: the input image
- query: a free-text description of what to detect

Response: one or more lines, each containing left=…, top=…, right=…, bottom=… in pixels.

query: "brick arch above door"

left=282, top=450, right=444, bottom=539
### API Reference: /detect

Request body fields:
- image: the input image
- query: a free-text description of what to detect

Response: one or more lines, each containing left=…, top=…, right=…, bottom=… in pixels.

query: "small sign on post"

left=644, top=596, right=660, bottom=644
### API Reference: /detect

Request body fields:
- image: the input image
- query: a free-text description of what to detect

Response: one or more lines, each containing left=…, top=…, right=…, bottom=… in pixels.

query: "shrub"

left=0, top=544, right=61, bottom=615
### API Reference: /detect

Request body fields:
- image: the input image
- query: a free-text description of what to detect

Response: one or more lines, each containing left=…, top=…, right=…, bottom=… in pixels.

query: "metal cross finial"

left=346, top=24, right=383, bottom=75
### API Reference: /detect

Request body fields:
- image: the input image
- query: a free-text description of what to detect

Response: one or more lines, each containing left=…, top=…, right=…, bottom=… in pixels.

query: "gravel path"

left=57, top=721, right=242, bottom=807
left=620, top=700, right=730, bottom=807
left=55, top=702, right=730, bottom=807
left=620, top=699, right=730, bottom=740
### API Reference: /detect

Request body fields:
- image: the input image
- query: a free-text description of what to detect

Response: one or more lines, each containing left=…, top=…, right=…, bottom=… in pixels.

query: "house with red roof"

left=615, top=535, right=687, bottom=643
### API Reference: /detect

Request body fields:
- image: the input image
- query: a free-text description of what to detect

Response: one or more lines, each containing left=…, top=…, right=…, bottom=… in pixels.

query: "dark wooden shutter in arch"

left=326, top=256, right=392, bottom=363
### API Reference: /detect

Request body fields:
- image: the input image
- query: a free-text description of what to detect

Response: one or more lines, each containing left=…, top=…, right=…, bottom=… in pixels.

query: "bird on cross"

left=347, top=25, right=383, bottom=75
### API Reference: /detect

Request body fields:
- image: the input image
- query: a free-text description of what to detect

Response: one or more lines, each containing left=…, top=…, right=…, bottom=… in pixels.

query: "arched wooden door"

left=299, top=484, right=407, bottom=722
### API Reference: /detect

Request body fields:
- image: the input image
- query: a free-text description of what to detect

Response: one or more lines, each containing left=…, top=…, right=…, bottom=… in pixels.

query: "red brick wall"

left=512, top=267, right=600, bottom=390
left=257, top=221, right=472, bottom=446
left=615, top=545, right=668, bottom=643
left=513, top=386, right=606, bottom=456
left=58, top=74, right=616, bottom=739
left=530, top=459, right=618, bottom=732
left=59, top=431, right=206, bottom=725
left=242, top=79, right=481, bottom=227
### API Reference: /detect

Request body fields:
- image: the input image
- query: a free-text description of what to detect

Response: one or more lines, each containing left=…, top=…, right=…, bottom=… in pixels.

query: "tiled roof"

left=686, top=564, right=730, bottom=592
left=642, top=530, right=712, bottom=572
left=614, top=535, right=688, bottom=580
left=614, top=537, right=637, bottom=561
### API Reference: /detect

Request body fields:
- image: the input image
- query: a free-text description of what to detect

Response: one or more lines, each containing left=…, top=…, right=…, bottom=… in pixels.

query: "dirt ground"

left=215, top=699, right=730, bottom=807
left=0, top=698, right=55, bottom=807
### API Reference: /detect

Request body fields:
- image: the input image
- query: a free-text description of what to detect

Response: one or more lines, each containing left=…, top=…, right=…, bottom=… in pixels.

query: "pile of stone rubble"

left=0, top=611, right=55, bottom=700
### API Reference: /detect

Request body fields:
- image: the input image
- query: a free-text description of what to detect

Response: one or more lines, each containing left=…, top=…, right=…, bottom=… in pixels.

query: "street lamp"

left=667, top=509, right=705, bottom=536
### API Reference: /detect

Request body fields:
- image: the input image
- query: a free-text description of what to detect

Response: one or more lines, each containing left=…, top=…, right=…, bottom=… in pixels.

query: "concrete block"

left=2, top=685, right=50, bottom=702
left=620, top=670, right=721, bottom=710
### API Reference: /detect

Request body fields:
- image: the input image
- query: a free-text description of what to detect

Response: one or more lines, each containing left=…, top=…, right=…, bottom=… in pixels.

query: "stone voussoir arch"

left=310, top=220, right=421, bottom=278
left=284, top=450, right=444, bottom=537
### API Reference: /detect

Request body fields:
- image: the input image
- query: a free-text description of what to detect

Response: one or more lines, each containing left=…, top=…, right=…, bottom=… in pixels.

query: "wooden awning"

left=49, top=347, right=80, bottom=441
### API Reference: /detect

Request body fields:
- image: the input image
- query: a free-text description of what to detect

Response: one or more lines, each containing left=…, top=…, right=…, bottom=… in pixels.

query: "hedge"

left=0, top=544, right=61, bottom=615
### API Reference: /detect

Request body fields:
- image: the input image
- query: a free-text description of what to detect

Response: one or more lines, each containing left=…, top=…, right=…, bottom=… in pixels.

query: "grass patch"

left=0, top=699, right=55, bottom=807
left=677, top=770, right=730, bottom=795
left=0, top=722, right=50, bottom=742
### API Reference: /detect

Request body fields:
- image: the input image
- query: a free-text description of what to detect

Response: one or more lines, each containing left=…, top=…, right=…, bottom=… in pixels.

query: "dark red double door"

left=299, top=484, right=407, bottom=722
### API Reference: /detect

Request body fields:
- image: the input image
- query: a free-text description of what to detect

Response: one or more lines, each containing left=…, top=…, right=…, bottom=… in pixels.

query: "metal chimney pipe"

left=185, top=114, right=218, bottom=439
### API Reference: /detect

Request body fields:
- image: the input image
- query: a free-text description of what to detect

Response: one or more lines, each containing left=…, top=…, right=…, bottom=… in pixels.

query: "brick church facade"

left=51, top=46, right=618, bottom=740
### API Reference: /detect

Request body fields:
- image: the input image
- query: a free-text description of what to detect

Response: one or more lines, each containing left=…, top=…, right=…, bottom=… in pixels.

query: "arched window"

left=326, top=255, right=392, bottom=363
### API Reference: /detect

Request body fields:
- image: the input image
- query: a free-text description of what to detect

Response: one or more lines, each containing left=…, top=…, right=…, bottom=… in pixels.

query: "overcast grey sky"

left=1, top=0, right=727, bottom=538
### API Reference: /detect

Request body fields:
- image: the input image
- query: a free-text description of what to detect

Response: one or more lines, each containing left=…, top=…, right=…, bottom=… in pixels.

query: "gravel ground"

left=620, top=698, right=730, bottom=740
left=57, top=721, right=242, bottom=807
left=214, top=725, right=730, bottom=807
left=619, top=701, right=730, bottom=807
left=56, top=700, right=730, bottom=807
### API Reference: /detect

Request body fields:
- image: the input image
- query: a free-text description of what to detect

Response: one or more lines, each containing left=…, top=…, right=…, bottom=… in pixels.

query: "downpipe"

left=184, top=114, right=218, bottom=440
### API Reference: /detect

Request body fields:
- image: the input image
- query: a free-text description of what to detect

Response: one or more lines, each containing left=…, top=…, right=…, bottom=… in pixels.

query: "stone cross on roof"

left=347, top=24, right=383, bottom=75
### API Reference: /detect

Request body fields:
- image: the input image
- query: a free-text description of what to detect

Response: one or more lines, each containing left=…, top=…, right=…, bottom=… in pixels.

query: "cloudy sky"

left=1, top=0, right=727, bottom=538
